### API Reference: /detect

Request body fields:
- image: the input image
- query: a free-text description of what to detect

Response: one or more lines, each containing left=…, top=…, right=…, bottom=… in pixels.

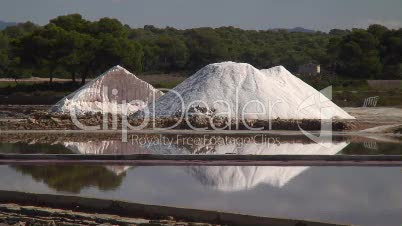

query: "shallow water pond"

left=0, top=164, right=401, bottom=226
left=1, top=134, right=401, bottom=225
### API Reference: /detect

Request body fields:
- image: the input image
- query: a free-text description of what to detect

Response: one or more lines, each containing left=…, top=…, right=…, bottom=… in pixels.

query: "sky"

left=1, top=0, right=402, bottom=31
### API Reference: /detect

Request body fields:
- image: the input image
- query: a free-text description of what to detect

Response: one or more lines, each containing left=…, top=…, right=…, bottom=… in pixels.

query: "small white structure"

left=298, top=63, right=321, bottom=76
left=51, top=65, right=163, bottom=115
left=363, top=96, right=379, bottom=107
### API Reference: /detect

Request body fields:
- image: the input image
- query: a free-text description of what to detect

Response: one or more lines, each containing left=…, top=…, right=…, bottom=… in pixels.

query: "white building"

left=298, top=63, right=321, bottom=75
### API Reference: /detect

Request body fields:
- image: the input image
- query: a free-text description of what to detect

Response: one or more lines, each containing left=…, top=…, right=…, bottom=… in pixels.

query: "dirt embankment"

left=0, top=110, right=353, bottom=132
left=0, top=191, right=344, bottom=226
left=2, top=105, right=402, bottom=133
left=0, top=203, right=217, bottom=226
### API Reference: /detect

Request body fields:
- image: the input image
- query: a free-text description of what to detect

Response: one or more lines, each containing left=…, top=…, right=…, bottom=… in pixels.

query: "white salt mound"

left=153, top=62, right=354, bottom=119
left=51, top=65, right=163, bottom=115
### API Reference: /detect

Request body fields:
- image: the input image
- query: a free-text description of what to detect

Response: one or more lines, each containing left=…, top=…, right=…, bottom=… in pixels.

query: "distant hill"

left=287, top=27, right=316, bottom=33
left=0, top=20, right=17, bottom=30
left=271, top=27, right=316, bottom=33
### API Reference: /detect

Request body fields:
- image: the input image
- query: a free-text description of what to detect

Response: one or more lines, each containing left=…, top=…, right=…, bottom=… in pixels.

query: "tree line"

left=0, top=14, right=401, bottom=84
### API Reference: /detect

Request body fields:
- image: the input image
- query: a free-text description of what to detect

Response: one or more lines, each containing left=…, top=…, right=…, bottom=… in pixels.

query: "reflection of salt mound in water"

left=104, top=165, right=132, bottom=175
left=63, top=141, right=143, bottom=175
left=64, top=141, right=149, bottom=155
left=153, top=62, right=354, bottom=119
left=51, top=65, right=163, bottom=115
left=146, top=136, right=347, bottom=155
left=144, top=137, right=349, bottom=191
left=213, top=142, right=346, bottom=155
left=185, top=142, right=349, bottom=191
left=64, top=138, right=348, bottom=191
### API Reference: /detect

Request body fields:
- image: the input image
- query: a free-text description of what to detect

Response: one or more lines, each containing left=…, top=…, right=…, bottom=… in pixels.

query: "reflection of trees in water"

left=12, top=165, right=126, bottom=193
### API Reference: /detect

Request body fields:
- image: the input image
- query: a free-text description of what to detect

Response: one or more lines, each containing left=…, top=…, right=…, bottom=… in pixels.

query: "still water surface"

left=0, top=165, right=401, bottom=226
left=0, top=134, right=401, bottom=226
left=0, top=134, right=401, bottom=155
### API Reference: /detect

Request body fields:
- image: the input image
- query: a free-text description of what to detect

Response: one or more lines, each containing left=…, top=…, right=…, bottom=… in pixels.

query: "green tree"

left=89, top=17, right=128, bottom=38
left=381, top=29, right=402, bottom=79
left=186, top=28, right=229, bottom=69
left=332, top=30, right=382, bottom=78
left=94, top=34, right=144, bottom=74
left=50, top=14, right=90, bottom=33
left=367, top=24, right=389, bottom=39
left=329, top=29, right=350, bottom=37
left=155, top=35, right=189, bottom=70
left=0, top=32, right=9, bottom=76
left=59, top=31, right=95, bottom=83
left=76, top=35, right=99, bottom=85
left=17, top=24, right=71, bottom=83
left=2, top=21, right=38, bottom=39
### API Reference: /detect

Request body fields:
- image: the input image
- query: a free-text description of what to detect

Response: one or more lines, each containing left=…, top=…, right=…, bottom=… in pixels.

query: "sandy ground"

left=344, top=107, right=402, bottom=132
left=345, top=107, right=402, bottom=124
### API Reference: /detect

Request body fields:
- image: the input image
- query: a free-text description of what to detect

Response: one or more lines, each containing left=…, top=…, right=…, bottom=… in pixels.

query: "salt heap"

left=152, top=62, right=354, bottom=119
left=51, top=65, right=163, bottom=115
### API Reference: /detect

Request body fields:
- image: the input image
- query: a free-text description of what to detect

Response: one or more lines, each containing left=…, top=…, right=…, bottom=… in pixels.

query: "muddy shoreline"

left=0, top=190, right=345, bottom=226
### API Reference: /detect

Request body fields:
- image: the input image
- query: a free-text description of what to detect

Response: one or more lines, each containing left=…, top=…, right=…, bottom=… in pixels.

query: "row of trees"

left=0, top=14, right=401, bottom=83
